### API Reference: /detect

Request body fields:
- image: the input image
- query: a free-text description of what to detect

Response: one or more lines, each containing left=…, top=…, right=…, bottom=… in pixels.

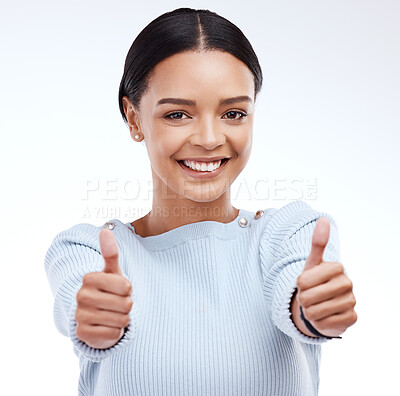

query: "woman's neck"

left=132, top=202, right=239, bottom=238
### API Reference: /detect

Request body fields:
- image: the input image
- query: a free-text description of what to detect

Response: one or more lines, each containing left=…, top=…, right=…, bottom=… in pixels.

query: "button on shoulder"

left=238, top=217, right=249, bottom=228
left=104, top=221, right=115, bottom=230
left=254, top=210, right=264, bottom=219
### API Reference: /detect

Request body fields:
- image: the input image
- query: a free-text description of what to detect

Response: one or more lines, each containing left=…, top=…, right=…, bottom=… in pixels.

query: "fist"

left=296, top=217, right=357, bottom=338
left=75, top=228, right=133, bottom=349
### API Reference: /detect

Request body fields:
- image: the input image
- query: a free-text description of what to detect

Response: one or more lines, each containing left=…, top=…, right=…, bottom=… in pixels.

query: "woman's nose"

left=189, top=117, right=226, bottom=150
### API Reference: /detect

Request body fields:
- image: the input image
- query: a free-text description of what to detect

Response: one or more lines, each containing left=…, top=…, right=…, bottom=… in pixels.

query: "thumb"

left=99, top=228, right=122, bottom=275
left=303, top=217, right=330, bottom=271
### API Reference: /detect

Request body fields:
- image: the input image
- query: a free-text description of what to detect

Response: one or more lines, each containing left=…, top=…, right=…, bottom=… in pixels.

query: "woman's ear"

left=122, top=96, right=142, bottom=137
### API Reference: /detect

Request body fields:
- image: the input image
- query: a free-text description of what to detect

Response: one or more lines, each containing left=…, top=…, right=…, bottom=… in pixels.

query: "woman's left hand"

left=293, top=217, right=358, bottom=338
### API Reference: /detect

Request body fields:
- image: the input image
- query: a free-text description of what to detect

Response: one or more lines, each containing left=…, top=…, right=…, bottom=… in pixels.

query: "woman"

left=45, top=7, right=357, bottom=395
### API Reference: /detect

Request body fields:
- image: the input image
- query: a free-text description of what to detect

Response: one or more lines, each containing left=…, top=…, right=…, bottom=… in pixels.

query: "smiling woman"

left=44, top=7, right=357, bottom=396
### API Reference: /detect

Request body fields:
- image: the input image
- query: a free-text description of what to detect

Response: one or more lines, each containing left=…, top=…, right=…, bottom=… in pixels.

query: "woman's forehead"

left=145, top=51, right=255, bottom=104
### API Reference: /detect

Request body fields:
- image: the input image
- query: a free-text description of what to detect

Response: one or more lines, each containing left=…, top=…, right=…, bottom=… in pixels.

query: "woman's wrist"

left=290, top=289, right=319, bottom=338
left=290, top=289, right=342, bottom=340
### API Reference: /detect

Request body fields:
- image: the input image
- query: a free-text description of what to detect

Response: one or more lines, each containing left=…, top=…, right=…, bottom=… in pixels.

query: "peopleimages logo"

left=80, top=176, right=317, bottom=219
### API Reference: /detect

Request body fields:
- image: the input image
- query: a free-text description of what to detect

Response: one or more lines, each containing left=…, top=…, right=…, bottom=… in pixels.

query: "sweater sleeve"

left=259, top=200, right=341, bottom=344
left=44, top=222, right=137, bottom=362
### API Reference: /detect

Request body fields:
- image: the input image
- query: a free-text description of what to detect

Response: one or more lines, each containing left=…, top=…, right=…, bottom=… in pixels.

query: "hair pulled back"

left=118, top=7, right=263, bottom=124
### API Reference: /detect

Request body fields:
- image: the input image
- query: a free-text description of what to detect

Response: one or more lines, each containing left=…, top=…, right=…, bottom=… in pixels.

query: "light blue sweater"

left=44, top=200, right=341, bottom=395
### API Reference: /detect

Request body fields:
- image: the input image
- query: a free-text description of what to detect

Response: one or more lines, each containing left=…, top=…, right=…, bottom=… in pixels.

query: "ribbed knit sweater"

left=44, top=200, right=341, bottom=396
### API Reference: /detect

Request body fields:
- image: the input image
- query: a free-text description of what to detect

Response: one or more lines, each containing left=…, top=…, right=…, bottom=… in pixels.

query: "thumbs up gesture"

left=293, top=217, right=357, bottom=338
left=75, top=228, right=133, bottom=349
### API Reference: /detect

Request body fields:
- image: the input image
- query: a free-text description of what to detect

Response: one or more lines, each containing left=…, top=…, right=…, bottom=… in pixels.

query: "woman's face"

left=124, top=50, right=255, bottom=203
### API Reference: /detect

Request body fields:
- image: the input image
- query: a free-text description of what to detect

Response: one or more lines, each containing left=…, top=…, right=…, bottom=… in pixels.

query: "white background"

left=1, top=0, right=399, bottom=394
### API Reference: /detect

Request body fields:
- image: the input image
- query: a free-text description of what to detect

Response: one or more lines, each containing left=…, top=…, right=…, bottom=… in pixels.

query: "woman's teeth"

left=183, top=159, right=222, bottom=172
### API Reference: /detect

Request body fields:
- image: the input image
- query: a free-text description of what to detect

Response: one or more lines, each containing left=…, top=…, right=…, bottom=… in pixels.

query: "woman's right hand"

left=75, top=228, right=133, bottom=349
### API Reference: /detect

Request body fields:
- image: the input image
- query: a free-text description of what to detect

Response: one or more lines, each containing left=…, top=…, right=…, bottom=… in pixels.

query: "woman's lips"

left=176, top=158, right=229, bottom=179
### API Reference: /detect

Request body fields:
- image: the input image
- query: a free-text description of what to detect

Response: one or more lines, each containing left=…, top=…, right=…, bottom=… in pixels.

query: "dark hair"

left=118, top=7, right=263, bottom=124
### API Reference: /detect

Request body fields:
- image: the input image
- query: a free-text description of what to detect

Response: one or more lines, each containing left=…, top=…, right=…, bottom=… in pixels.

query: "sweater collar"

left=121, top=208, right=256, bottom=250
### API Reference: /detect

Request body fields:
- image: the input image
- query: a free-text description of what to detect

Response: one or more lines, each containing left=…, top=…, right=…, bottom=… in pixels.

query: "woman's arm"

left=290, top=218, right=357, bottom=338
left=44, top=222, right=137, bottom=362
left=259, top=201, right=351, bottom=344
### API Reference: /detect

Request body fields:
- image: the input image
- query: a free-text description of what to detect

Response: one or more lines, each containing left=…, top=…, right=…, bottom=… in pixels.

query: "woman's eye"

left=223, top=111, right=247, bottom=120
left=164, top=112, right=189, bottom=121
left=164, top=110, right=247, bottom=121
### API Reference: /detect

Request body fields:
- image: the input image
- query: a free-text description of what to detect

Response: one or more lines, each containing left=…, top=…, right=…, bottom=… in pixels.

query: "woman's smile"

left=176, top=157, right=231, bottom=179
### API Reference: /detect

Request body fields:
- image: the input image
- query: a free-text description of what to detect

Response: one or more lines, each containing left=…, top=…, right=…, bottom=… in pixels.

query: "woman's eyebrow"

left=156, top=95, right=252, bottom=106
left=220, top=95, right=252, bottom=105
left=157, top=98, right=196, bottom=106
